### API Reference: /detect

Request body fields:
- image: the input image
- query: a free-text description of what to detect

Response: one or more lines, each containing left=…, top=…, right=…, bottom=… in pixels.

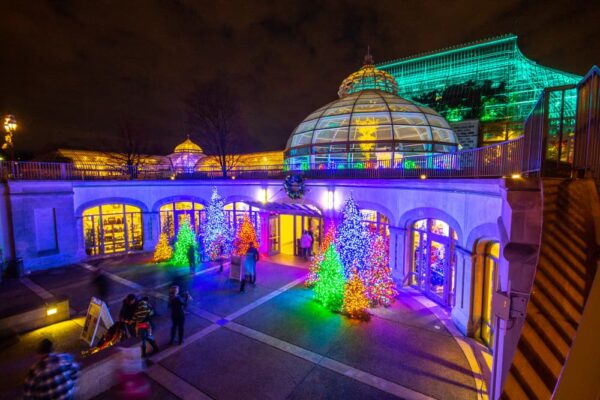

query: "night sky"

left=1, top=1, right=599, bottom=158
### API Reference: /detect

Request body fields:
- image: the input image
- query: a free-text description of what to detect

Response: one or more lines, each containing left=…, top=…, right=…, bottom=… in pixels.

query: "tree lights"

left=310, top=196, right=397, bottom=319
left=313, top=244, right=346, bottom=312
left=171, top=219, right=197, bottom=266
left=336, top=196, right=370, bottom=276
left=203, top=187, right=232, bottom=260
left=232, top=214, right=258, bottom=256
left=153, top=232, right=172, bottom=263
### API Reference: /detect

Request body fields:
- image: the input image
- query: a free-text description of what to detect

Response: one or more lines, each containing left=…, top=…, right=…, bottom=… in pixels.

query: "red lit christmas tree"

left=233, top=214, right=259, bottom=256
left=362, top=234, right=397, bottom=306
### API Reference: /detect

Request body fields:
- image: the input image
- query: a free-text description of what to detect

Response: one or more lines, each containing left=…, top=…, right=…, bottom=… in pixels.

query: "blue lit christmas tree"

left=336, top=195, right=370, bottom=276
left=203, top=187, right=232, bottom=260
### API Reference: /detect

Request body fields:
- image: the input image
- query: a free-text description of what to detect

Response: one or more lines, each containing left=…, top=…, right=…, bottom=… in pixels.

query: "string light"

left=362, top=234, right=398, bottom=306
left=305, top=225, right=336, bottom=288
left=153, top=232, right=172, bottom=263
left=313, top=244, right=346, bottom=311
left=171, top=219, right=197, bottom=266
left=336, top=196, right=370, bottom=276
left=203, top=187, right=232, bottom=260
left=233, top=214, right=258, bottom=256
left=343, top=267, right=369, bottom=318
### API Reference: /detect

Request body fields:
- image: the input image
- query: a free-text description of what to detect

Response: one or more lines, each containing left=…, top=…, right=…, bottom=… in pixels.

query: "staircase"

left=501, top=178, right=598, bottom=399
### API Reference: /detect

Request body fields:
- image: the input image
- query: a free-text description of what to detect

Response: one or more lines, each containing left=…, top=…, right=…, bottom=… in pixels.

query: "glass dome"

left=170, top=136, right=204, bottom=172
left=284, top=89, right=459, bottom=169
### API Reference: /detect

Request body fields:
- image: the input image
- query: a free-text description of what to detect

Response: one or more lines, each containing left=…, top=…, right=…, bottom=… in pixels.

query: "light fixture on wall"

left=259, top=188, right=268, bottom=204
left=326, top=189, right=335, bottom=210
left=46, top=307, right=57, bottom=316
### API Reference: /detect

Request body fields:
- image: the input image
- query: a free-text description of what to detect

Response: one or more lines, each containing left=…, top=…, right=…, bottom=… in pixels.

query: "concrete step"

left=542, top=230, right=587, bottom=268
left=509, top=347, right=552, bottom=400
left=532, top=282, right=580, bottom=329
left=552, top=222, right=587, bottom=250
left=527, top=303, right=570, bottom=363
left=501, top=370, right=532, bottom=400
left=537, top=258, right=585, bottom=309
left=540, top=242, right=587, bottom=278
left=520, top=322, right=562, bottom=388
left=530, top=285, right=577, bottom=339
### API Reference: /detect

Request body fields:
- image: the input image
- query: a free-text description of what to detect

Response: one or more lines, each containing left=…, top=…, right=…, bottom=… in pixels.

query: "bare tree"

left=186, top=79, right=244, bottom=177
left=103, top=121, right=150, bottom=179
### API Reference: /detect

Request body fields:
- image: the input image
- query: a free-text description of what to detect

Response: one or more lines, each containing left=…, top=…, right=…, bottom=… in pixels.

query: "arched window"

left=83, top=204, right=143, bottom=256
left=159, top=201, right=205, bottom=240
left=224, top=202, right=259, bottom=232
left=410, top=218, right=458, bottom=306
left=360, top=209, right=390, bottom=237
left=481, top=241, right=499, bottom=349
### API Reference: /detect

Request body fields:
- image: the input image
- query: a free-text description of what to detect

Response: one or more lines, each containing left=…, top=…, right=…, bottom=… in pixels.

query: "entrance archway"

left=410, top=218, right=458, bottom=306
left=82, top=204, right=143, bottom=255
left=159, top=201, right=205, bottom=240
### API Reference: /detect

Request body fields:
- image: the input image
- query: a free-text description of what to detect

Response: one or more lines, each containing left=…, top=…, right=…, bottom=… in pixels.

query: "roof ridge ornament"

left=363, top=46, right=374, bottom=66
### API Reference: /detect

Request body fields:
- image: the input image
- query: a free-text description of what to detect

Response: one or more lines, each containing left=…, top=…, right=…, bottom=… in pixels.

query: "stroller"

left=82, top=320, right=127, bottom=357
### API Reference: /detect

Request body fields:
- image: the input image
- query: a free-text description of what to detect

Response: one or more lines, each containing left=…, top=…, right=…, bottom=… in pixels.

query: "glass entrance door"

left=268, top=215, right=280, bottom=255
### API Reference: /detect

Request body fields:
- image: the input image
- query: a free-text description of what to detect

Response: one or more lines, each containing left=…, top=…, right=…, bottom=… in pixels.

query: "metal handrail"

left=0, top=137, right=535, bottom=181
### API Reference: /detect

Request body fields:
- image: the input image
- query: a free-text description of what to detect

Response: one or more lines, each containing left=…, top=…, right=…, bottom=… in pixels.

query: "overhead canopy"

left=245, top=201, right=322, bottom=217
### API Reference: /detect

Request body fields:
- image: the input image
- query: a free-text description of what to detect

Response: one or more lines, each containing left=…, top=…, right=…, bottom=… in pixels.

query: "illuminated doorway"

left=159, top=201, right=205, bottom=240
left=481, top=241, right=499, bottom=349
left=277, top=215, right=321, bottom=256
left=83, top=204, right=143, bottom=256
left=410, top=218, right=458, bottom=306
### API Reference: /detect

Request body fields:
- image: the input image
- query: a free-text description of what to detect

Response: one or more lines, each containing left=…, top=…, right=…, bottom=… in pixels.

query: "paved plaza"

left=0, top=253, right=488, bottom=400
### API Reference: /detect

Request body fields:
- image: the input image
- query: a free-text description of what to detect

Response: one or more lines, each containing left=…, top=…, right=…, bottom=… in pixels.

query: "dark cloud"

left=0, top=0, right=598, bottom=157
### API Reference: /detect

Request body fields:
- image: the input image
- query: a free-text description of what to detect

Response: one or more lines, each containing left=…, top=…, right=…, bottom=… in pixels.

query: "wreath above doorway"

left=284, top=174, right=305, bottom=200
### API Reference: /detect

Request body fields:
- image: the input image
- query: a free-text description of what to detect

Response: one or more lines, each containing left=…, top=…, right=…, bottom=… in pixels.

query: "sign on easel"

left=229, top=255, right=244, bottom=281
left=81, top=297, right=114, bottom=346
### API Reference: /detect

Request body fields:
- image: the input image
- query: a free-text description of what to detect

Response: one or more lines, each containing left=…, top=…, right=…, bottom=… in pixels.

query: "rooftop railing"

left=0, top=136, right=535, bottom=182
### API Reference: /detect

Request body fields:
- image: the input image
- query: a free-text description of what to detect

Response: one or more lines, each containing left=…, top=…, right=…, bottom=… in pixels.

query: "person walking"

left=300, top=231, right=312, bottom=260
left=240, top=242, right=259, bottom=293
left=118, top=293, right=138, bottom=338
left=24, top=339, right=79, bottom=400
left=133, top=296, right=159, bottom=358
left=187, top=245, right=196, bottom=275
left=168, top=285, right=190, bottom=345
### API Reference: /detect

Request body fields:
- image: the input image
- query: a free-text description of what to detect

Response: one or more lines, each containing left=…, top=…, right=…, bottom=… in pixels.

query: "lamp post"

left=2, top=115, right=17, bottom=161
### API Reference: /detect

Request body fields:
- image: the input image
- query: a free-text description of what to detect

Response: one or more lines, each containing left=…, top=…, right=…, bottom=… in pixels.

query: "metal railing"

left=0, top=136, right=535, bottom=181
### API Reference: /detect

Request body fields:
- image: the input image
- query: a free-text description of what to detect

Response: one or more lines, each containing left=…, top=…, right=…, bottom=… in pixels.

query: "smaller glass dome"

left=338, top=54, right=399, bottom=98
left=174, top=136, right=203, bottom=154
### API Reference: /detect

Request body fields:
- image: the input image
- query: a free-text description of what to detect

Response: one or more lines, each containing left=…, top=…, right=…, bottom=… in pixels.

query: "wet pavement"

left=0, top=252, right=484, bottom=400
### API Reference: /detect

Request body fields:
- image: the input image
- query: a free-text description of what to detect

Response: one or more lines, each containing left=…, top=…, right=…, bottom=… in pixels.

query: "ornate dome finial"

left=363, top=46, right=374, bottom=66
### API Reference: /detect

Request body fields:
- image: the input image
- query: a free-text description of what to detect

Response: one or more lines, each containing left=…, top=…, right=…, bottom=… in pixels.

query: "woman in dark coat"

left=168, top=285, right=189, bottom=345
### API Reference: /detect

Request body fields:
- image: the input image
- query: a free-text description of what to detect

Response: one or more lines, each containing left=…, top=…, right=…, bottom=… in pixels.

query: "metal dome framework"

left=285, top=89, right=458, bottom=169
left=338, top=63, right=399, bottom=98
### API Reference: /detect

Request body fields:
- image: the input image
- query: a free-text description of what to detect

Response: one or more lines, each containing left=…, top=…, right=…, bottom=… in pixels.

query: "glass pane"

left=102, top=204, right=123, bottom=215
left=294, top=119, right=318, bottom=134
left=425, top=114, right=451, bottom=128
left=349, top=125, right=392, bottom=141
left=432, top=128, right=455, bottom=143
left=291, top=132, right=312, bottom=146
left=413, top=219, right=427, bottom=230
left=353, top=103, right=388, bottom=113
left=322, top=104, right=355, bottom=116
left=316, top=116, right=350, bottom=129
left=429, top=240, right=446, bottom=300
left=160, top=203, right=174, bottom=212
left=430, top=219, right=450, bottom=236
left=125, top=205, right=140, bottom=213
left=388, top=103, right=419, bottom=112
left=391, top=112, right=428, bottom=125
left=394, top=126, right=431, bottom=141
left=83, top=206, right=100, bottom=216
left=194, top=203, right=204, bottom=210
left=313, top=128, right=348, bottom=143
left=350, top=112, right=391, bottom=126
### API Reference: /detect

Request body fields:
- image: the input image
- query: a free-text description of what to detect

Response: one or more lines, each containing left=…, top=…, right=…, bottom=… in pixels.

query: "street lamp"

left=2, top=114, right=17, bottom=161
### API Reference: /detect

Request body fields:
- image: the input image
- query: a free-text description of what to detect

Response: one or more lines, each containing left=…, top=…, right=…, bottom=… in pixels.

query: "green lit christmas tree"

left=171, top=219, right=197, bottom=266
left=313, top=244, right=346, bottom=311
left=203, top=187, right=232, bottom=260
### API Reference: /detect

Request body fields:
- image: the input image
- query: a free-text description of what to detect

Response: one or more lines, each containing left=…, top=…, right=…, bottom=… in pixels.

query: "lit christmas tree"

left=305, top=225, right=336, bottom=287
left=171, top=219, right=197, bottom=266
left=343, top=267, right=369, bottom=318
left=363, top=234, right=398, bottom=306
left=233, top=214, right=259, bottom=256
left=336, top=196, right=370, bottom=276
left=313, top=244, right=346, bottom=311
left=153, top=232, right=172, bottom=263
left=203, top=187, right=232, bottom=260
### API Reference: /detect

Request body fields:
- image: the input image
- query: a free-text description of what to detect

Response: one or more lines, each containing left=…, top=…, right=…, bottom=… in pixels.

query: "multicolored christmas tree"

left=336, top=196, right=370, bottom=276
left=313, top=244, right=346, bottom=311
left=171, top=219, right=197, bottom=266
left=343, top=267, right=369, bottom=318
left=233, top=214, right=259, bottom=256
left=203, top=187, right=232, bottom=260
left=305, top=224, right=335, bottom=287
left=153, top=232, right=172, bottom=262
left=363, top=234, right=398, bottom=306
